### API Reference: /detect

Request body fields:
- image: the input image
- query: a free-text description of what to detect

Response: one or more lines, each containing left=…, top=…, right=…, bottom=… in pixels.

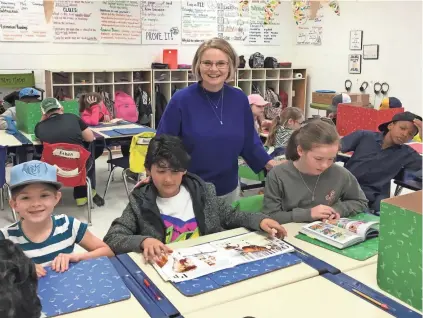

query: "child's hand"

left=414, top=119, right=422, bottom=138
left=141, top=238, right=173, bottom=264
left=35, top=264, right=47, bottom=278
left=110, top=118, right=123, bottom=124
left=328, top=212, right=341, bottom=220
left=259, top=219, right=287, bottom=239
left=311, top=205, right=336, bottom=220
left=51, top=253, right=80, bottom=273
left=103, top=115, right=111, bottom=122
left=85, top=95, right=98, bottom=106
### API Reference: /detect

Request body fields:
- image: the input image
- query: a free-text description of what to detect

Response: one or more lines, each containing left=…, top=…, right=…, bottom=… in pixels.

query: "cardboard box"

left=336, top=104, right=403, bottom=136
left=377, top=191, right=422, bottom=311
left=348, top=93, right=370, bottom=106
left=16, top=100, right=79, bottom=134
left=312, top=92, right=337, bottom=105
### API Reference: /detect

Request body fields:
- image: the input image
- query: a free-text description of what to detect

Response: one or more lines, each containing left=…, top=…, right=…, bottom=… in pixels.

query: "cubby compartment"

left=280, top=69, right=293, bottom=80
left=95, top=84, right=114, bottom=97
left=74, top=85, right=94, bottom=98
left=266, top=70, right=279, bottom=80
left=154, top=83, right=171, bottom=102
left=53, top=72, right=72, bottom=85
left=73, top=72, right=93, bottom=84
left=279, top=81, right=293, bottom=107
left=292, top=80, right=306, bottom=109
left=154, top=70, right=170, bottom=82
left=187, top=71, right=196, bottom=82
left=171, top=71, right=187, bottom=82
left=133, top=71, right=151, bottom=83
left=171, top=83, right=187, bottom=97
left=94, top=72, right=113, bottom=84
left=114, top=72, right=132, bottom=83
left=237, top=81, right=251, bottom=95
left=114, top=84, right=132, bottom=96
left=237, top=70, right=251, bottom=80
left=251, top=81, right=265, bottom=96
left=293, top=68, right=306, bottom=81
left=266, top=80, right=279, bottom=94
left=53, top=85, right=73, bottom=100
left=252, top=70, right=265, bottom=80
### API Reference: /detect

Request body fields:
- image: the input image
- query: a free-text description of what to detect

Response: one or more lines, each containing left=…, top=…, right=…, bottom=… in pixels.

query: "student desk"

left=89, top=123, right=151, bottom=139
left=128, top=228, right=320, bottom=315
left=60, top=291, right=150, bottom=318
left=346, top=264, right=422, bottom=313
left=283, top=222, right=378, bottom=272
left=0, top=130, right=25, bottom=147
left=185, top=275, right=395, bottom=318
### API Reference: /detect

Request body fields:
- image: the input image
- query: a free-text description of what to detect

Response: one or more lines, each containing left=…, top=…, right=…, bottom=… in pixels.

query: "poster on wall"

left=296, top=26, right=322, bottom=45
left=141, top=0, right=181, bottom=44
left=181, top=0, right=218, bottom=45
left=52, top=0, right=100, bottom=43
left=348, top=54, right=362, bottom=74
left=216, top=0, right=249, bottom=43
left=248, top=0, right=282, bottom=45
left=0, top=0, right=50, bottom=42
left=100, top=1, right=141, bottom=44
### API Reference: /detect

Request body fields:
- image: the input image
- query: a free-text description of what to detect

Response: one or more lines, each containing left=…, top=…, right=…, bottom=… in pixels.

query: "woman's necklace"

left=297, top=170, right=321, bottom=202
left=203, top=86, right=224, bottom=125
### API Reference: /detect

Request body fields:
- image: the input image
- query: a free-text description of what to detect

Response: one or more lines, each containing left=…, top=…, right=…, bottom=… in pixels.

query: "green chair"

left=232, top=194, right=264, bottom=213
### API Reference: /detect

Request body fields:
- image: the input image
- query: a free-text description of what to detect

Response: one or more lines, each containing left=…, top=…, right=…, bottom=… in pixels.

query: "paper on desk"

left=153, top=232, right=295, bottom=283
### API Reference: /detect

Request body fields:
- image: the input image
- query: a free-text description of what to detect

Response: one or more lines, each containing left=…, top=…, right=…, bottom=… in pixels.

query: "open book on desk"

left=299, top=218, right=379, bottom=249
left=152, top=232, right=295, bottom=283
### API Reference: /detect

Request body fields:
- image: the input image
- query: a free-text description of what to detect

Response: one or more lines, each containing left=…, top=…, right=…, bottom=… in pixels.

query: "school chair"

left=232, top=194, right=264, bottom=213
left=103, top=131, right=156, bottom=199
left=41, top=142, right=94, bottom=225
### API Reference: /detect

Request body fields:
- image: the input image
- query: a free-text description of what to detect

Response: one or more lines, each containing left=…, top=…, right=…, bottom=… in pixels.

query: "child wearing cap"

left=0, top=161, right=114, bottom=278
left=0, top=87, right=41, bottom=130
left=35, top=98, right=105, bottom=207
left=248, top=94, right=270, bottom=133
left=328, top=93, right=351, bottom=124
left=341, top=111, right=422, bottom=212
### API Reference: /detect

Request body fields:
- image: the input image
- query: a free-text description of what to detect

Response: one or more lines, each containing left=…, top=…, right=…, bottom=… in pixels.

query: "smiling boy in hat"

left=341, top=111, right=422, bottom=212
left=0, top=161, right=113, bottom=278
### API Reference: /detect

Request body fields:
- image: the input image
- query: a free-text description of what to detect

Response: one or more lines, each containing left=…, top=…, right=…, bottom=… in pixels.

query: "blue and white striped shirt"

left=0, top=214, right=88, bottom=266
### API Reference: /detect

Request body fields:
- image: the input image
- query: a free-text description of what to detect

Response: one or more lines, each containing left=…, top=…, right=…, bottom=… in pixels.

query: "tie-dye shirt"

left=156, top=186, right=199, bottom=244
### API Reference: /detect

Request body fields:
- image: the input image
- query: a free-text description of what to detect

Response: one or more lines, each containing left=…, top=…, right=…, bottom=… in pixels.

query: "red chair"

left=41, top=143, right=94, bottom=225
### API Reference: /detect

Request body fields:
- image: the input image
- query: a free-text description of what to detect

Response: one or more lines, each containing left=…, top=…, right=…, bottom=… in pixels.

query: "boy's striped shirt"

left=0, top=214, right=87, bottom=266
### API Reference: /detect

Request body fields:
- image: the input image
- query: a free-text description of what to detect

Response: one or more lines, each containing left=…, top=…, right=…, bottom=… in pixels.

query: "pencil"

left=144, top=279, right=162, bottom=301
left=352, top=289, right=389, bottom=310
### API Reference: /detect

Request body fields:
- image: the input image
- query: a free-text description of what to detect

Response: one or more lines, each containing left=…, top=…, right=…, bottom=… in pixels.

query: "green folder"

left=295, top=213, right=380, bottom=261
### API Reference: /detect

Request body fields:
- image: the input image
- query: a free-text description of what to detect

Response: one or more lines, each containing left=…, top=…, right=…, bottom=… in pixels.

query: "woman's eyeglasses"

left=200, top=61, right=229, bottom=70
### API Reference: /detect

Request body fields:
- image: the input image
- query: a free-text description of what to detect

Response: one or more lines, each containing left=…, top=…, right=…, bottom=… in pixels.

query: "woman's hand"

left=265, top=159, right=285, bottom=170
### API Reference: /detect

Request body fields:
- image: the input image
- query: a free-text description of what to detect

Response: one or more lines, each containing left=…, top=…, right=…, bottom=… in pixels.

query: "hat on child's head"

left=378, top=111, right=422, bottom=136
left=19, top=87, right=41, bottom=99
left=248, top=94, right=269, bottom=106
left=379, top=97, right=402, bottom=110
left=40, top=97, right=62, bottom=114
left=329, top=93, right=351, bottom=112
left=10, top=160, right=62, bottom=190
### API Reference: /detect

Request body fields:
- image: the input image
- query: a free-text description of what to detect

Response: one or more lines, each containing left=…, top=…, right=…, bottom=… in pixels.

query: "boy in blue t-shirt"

left=0, top=161, right=114, bottom=277
left=341, top=111, right=422, bottom=212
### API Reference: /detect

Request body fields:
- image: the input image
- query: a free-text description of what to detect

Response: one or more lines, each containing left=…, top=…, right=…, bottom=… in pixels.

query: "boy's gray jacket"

left=104, top=173, right=267, bottom=254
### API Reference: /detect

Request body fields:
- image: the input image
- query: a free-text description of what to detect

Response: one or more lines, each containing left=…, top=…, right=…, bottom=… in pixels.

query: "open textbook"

left=299, top=218, right=379, bottom=249
left=152, top=232, right=295, bottom=283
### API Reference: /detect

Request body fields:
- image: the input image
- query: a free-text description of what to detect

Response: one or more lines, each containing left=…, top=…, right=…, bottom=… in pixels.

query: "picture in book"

left=153, top=232, right=295, bottom=283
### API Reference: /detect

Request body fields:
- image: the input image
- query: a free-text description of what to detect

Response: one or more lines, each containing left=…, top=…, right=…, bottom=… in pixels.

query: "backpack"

left=239, top=55, right=246, bottom=68
left=97, top=88, right=115, bottom=118
left=134, top=87, right=152, bottom=125
left=264, top=87, right=281, bottom=120
left=264, top=57, right=278, bottom=68
left=154, top=85, right=168, bottom=128
left=114, top=91, right=138, bottom=123
left=279, top=90, right=288, bottom=109
left=249, top=52, right=264, bottom=68
left=129, top=131, right=156, bottom=173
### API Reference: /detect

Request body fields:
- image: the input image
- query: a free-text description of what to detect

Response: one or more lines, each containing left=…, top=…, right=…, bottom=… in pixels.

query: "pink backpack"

left=114, top=91, right=138, bottom=123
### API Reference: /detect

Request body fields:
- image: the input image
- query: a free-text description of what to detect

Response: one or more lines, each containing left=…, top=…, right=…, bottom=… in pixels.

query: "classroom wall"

left=295, top=1, right=423, bottom=116
left=0, top=1, right=421, bottom=118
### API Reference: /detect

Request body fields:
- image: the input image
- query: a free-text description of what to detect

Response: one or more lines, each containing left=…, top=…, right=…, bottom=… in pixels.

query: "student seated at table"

left=265, top=107, right=304, bottom=149
left=0, top=87, right=41, bottom=130
left=35, top=98, right=105, bottom=206
left=0, top=161, right=114, bottom=277
left=104, top=134, right=286, bottom=262
left=0, top=239, right=43, bottom=318
left=262, top=120, right=368, bottom=224
left=341, top=111, right=422, bottom=212
left=79, top=92, right=130, bottom=157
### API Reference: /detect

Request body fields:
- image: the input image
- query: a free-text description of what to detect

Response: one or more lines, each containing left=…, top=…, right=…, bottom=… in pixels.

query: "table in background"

left=128, top=228, right=320, bottom=315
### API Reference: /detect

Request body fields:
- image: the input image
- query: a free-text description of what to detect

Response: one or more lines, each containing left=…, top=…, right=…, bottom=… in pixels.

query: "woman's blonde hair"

left=266, top=107, right=304, bottom=147
left=192, top=37, right=238, bottom=82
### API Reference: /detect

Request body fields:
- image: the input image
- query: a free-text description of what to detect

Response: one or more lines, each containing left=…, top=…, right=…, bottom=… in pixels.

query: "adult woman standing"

left=156, top=38, right=277, bottom=204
